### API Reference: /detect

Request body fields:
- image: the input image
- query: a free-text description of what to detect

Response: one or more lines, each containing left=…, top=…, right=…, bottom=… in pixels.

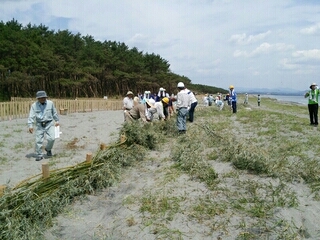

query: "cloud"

left=300, top=23, right=320, bottom=35
left=229, top=31, right=271, bottom=45
left=292, top=49, right=320, bottom=60
left=234, top=42, right=294, bottom=58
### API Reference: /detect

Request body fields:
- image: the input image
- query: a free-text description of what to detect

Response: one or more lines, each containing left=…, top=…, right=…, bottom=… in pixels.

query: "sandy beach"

left=1, top=101, right=320, bottom=239
left=0, top=110, right=124, bottom=188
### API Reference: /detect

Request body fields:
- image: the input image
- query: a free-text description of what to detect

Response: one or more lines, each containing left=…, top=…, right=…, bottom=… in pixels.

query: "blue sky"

left=1, top=0, right=320, bottom=91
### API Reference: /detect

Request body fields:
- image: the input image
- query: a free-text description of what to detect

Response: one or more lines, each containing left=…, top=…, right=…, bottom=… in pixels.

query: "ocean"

left=260, top=94, right=307, bottom=105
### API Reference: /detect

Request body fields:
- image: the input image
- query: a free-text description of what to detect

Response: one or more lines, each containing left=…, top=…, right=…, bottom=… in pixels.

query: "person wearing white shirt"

left=185, top=89, right=198, bottom=122
left=176, top=82, right=191, bottom=134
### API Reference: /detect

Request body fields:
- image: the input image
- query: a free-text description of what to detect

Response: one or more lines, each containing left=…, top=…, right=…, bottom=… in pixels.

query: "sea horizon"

left=259, top=94, right=307, bottom=105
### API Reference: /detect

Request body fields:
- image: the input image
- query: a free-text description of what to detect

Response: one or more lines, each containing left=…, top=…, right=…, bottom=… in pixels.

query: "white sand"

left=1, top=108, right=320, bottom=239
left=0, top=110, right=124, bottom=187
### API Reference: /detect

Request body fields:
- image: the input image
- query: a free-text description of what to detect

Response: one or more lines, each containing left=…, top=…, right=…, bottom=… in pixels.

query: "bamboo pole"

left=42, top=162, right=50, bottom=179
left=86, top=152, right=93, bottom=163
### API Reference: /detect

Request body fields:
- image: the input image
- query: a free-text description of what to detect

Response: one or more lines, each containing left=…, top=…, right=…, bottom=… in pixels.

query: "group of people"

left=27, top=83, right=281, bottom=162
left=204, top=85, right=238, bottom=113
left=122, top=82, right=198, bottom=134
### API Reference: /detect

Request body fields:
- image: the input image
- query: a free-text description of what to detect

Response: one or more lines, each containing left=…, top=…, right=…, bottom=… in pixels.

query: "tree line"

left=0, top=19, right=227, bottom=101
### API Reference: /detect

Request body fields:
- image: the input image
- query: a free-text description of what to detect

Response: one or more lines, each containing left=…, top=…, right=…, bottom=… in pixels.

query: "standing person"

left=257, top=94, right=261, bottom=106
left=186, top=90, right=198, bottom=122
left=156, top=87, right=166, bottom=102
left=229, top=85, right=237, bottom=113
left=304, top=83, right=320, bottom=126
left=176, top=82, right=191, bottom=134
left=244, top=93, right=249, bottom=105
left=28, top=91, right=59, bottom=161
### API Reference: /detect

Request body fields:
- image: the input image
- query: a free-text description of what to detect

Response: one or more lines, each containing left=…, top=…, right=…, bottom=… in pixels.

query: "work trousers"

left=177, top=107, right=188, bottom=131
left=232, top=101, right=237, bottom=113
left=188, top=102, right=198, bottom=122
left=308, top=104, right=318, bottom=125
left=35, top=122, right=55, bottom=157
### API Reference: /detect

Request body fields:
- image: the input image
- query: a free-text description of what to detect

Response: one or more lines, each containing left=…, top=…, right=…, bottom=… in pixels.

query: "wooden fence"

left=0, top=99, right=123, bottom=121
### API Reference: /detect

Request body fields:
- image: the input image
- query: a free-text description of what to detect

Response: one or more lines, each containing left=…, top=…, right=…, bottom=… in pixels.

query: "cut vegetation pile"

left=2, top=97, right=320, bottom=239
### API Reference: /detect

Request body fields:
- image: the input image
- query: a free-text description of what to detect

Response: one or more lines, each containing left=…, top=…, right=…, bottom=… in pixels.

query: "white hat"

left=310, top=83, right=317, bottom=89
left=133, top=97, right=140, bottom=103
left=126, top=91, right=134, bottom=95
left=177, top=82, right=185, bottom=88
left=146, top=98, right=155, bottom=107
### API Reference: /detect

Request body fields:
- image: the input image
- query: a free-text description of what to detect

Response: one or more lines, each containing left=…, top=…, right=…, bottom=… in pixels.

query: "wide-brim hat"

left=310, top=83, right=317, bottom=89
left=36, top=91, right=48, bottom=98
left=126, top=91, right=134, bottom=95
left=146, top=99, right=156, bottom=108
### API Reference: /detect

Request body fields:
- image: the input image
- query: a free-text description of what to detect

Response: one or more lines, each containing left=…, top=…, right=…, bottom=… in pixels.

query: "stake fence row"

left=0, top=99, right=123, bottom=121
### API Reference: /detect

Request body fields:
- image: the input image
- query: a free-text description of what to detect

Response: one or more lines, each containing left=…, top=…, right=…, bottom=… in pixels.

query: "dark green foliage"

left=121, top=121, right=158, bottom=149
left=191, top=83, right=228, bottom=95
left=0, top=19, right=225, bottom=101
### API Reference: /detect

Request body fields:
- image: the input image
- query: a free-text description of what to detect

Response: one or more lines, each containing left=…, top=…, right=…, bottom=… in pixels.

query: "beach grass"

left=1, top=96, right=320, bottom=239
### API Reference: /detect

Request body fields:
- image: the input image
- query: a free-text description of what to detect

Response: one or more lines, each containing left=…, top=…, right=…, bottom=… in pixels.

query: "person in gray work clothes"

left=28, top=91, right=60, bottom=161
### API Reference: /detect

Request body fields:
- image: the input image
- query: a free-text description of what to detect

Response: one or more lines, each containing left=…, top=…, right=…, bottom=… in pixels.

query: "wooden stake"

left=120, top=134, right=126, bottom=143
left=0, top=185, right=6, bottom=197
left=42, top=162, right=50, bottom=179
left=100, top=143, right=107, bottom=150
left=86, top=152, right=93, bottom=163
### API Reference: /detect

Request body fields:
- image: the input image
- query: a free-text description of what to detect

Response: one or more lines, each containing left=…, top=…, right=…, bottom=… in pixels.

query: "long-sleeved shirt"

left=123, top=97, right=134, bottom=110
left=28, top=100, right=59, bottom=128
left=176, top=89, right=191, bottom=109
left=128, top=103, right=147, bottom=122
left=230, top=90, right=237, bottom=102
left=185, top=88, right=197, bottom=105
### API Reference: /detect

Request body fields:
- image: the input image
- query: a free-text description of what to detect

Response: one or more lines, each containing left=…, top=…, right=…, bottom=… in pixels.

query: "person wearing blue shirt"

left=229, top=85, right=237, bottom=113
left=28, top=91, right=60, bottom=161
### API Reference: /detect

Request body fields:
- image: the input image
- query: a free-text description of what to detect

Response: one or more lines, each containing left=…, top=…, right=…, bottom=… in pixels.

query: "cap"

left=36, top=91, right=48, bottom=99
left=177, top=82, right=185, bottom=88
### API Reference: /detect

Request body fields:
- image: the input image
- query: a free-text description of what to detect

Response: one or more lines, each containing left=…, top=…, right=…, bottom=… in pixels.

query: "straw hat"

left=126, top=91, right=134, bottom=95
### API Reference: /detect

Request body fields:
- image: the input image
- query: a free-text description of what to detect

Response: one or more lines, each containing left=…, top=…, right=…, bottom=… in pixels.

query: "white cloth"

left=155, top=102, right=165, bottom=120
left=123, top=97, right=134, bottom=109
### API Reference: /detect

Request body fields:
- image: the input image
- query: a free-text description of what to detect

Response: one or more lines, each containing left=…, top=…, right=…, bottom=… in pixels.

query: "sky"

left=1, top=0, right=320, bottom=91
